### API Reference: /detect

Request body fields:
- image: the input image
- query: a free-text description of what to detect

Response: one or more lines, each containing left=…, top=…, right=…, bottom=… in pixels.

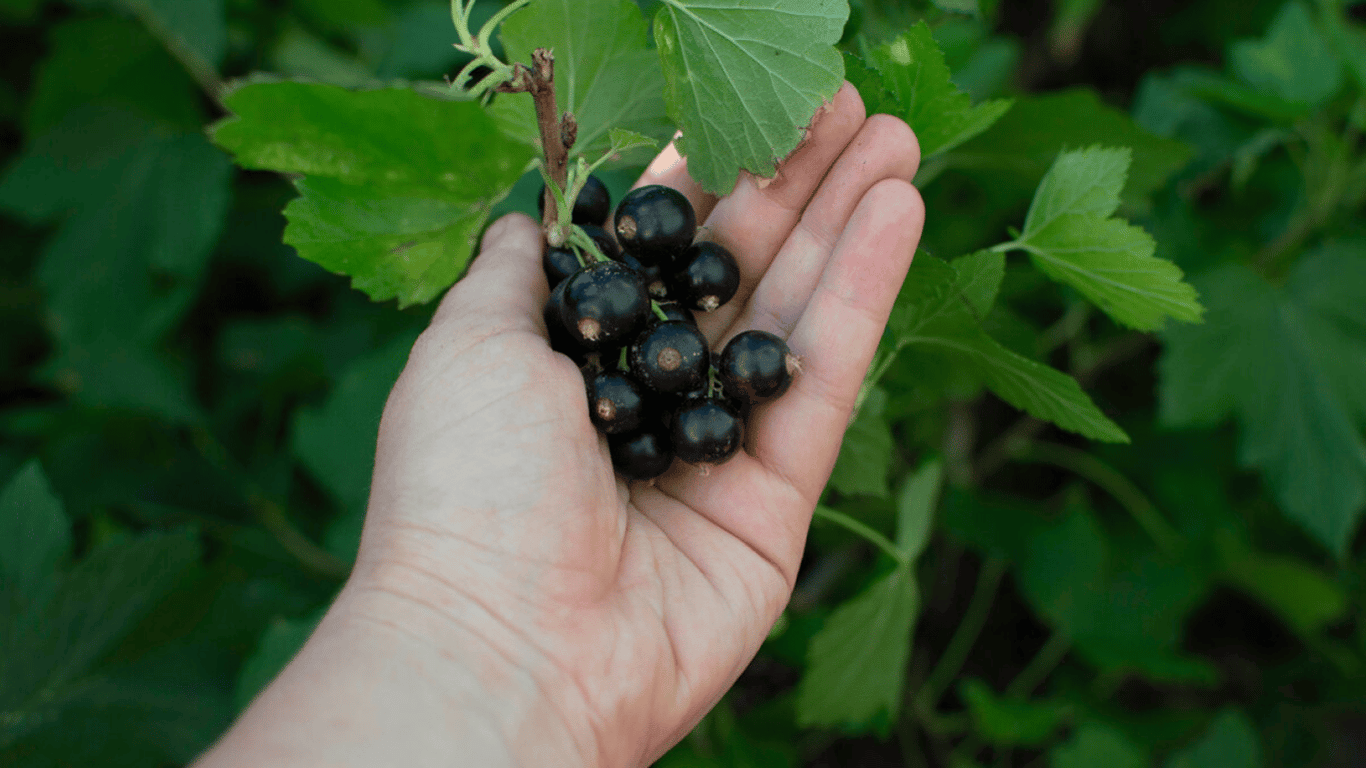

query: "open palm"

left=342, top=84, right=922, bottom=767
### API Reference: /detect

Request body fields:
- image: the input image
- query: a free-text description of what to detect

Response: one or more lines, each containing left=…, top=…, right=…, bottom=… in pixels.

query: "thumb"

left=431, top=212, right=546, bottom=333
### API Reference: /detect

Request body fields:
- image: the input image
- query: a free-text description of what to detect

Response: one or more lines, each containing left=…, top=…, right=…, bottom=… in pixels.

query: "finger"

left=709, top=116, right=922, bottom=342
left=632, top=139, right=720, bottom=224
left=431, top=213, right=547, bottom=336
left=690, top=83, right=867, bottom=339
left=751, top=179, right=925, bottom=503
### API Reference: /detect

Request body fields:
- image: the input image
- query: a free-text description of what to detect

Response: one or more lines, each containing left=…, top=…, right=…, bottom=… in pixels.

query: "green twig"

left=1014, top=442, right=1182, bottom=556
left=1005, top=632, right=1072, bottom=699
left=916, top=556, right=1008, bottom=710
left=812, top=507, right=906, bottom=565
left=191, top=429, right=350, bottom=581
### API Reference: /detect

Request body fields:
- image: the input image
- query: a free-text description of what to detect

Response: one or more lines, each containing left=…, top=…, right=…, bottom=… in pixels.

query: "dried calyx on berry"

left=559, top=262, right=651, bottom=350
left=670, top=241, right=740, bottom=312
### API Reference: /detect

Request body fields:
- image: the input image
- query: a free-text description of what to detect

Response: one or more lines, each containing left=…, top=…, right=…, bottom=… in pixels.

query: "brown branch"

left=499, top=48, right=577, bottom=246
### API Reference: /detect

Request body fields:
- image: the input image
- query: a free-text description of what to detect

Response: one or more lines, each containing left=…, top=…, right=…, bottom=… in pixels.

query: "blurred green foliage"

left=1, top=0, right=1365, bottom=766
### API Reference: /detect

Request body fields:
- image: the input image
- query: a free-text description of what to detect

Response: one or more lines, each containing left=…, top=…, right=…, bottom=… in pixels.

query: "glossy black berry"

left=540, top=174, right=612, bottom=226
left=672, top=398, right=744, bottom=465
left=609, top=424, right=674, bottom=481
left=581, top=224, right=620, bottom=260
left=619, top=251, right=667, bottom=298
left=629, top=321, right=709, bottom=396
left=544, top=246, right=582, bottom=288
left=670, top=241, right=740, bottom=312
left=587, top=370, right=648, bottom=435
left=544, top=279, right=580, bottom=354
left=654, top=302, right=697, bottom=327
left=545, top=226, right=619, bottom=288
left=560, top=262, right=650, bottom=350
left=717, top=330, right=797, bottom=404
left=614, top=185, right=696, bottom=264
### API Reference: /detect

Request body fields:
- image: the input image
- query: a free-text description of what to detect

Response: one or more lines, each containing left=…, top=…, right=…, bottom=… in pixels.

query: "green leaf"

left=1166, top=709, right=1262, bottom=768
left=1016, top=147, right=1204, bottom=331
left=931, top=0, right=978, bottom=15
left=954, top=89, right=1195, bottom=204
left=0, top=531, right=202, bottom=726
left=653, top=0, right=848, bottom=194
left=1017, top=507, right=1109, bottom=632
left=1021, top=215, right=1202, bottom=331
left=1067, top=553, right=1216, bottom=684
left=1230, top=1, right=1342, bottom=106
left=1, top=106, right=231, bottom=343
left=492, top=0, right=673, bottom=165
left=1133, top=67, right=1262, bottom=170
left=1007, top=504, right=1214, bottom=684
left=796, top=565, right=918, bottom=729
left=292, top=332, right=418, bottom=560
left=606, top=127, right=659, bottom=157
left=1022, top=145, right=1130, bottom=229
left=295, top=0, right=390, bottom=30
left=73, top=0, right=227, bottom=68
left=40, top=341, right=203, bottom=425
left=0, top=662, right=232, bottom=767
left=0, top=0, right=41, bottom=20
left=895, top=459, right=942, bottom=559
left=861, top=23, right=1012, bottom=158
left=1219, top=535, right=1349, bottom=637
left=959, top=335, right=1131, bottom=443
left=1159, top=246, right=1366, bottom=556
left=25, top=16, right=204, bottom=137
left=830, top=387, right=894, bottom=498
left=0, top=461, right=70, bottom=598
left=888, top=255, right=1129, bottom=443
left=1324, top=4, right=1366, bottom=90
left=951, top=250, right=1005, bottom=319
left=958, top=679, right=1068, bottom=746
left=1050, top=723, right=1147, bottom=768
left=212, top=80, right=535, bottom=306
left=0, top=105, right=230, bottom=422
left=268, top=25, right=377, bottom=88
left=235, top=613, right=323, bottom=711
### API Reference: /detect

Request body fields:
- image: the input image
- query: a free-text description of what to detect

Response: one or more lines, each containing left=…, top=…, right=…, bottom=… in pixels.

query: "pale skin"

left=196, top=83, right=924, bottom=768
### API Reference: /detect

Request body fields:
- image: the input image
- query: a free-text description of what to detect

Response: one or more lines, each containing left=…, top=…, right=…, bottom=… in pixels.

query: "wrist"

left=338, top=568, right=602, bottom=767
left=198, top=567, right=600, bottom=768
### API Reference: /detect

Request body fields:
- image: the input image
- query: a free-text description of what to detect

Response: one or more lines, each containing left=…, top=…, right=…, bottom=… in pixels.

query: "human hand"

left=198, top=82, right=923, bottom=768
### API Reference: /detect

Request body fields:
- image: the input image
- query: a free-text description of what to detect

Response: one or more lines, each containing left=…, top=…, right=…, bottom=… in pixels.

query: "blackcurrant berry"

left=581, top=224, right=620, bottom=260
left=619, top=251, right=667, bottom=298
left=614, top=185, right=696, bottom=264
left=540, top=174, right=611, bottom=226
left=586, top=370, right=648, bottom=435
left=544, top=246, right=581, bottom=288
left=670, top=241, right=740, bottom=312
left=672, top=397, right=744, bottom=465
left=609, top=424, right=674, bottom=481
left=654, top=302, right=696, bottom=327
left=629, top=321, right=709, bottom=396
left=544, top=279, right=580, bottom=354
left=560, top=262, right=650, bottom=350
left=717, top=330, right=798, bottom=404
left=546, top=226, right=620, bottom=288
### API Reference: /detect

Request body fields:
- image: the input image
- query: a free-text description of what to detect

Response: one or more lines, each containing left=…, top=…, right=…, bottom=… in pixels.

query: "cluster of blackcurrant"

left=540, top=176, right=799, bottom=481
